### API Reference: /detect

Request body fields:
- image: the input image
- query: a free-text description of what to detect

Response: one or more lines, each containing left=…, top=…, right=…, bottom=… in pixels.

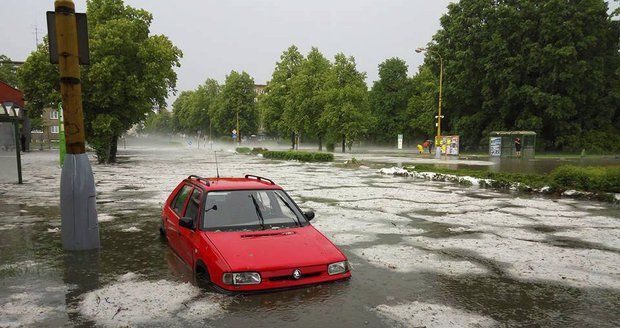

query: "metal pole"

left=437, top=56, right=443, bottom=141
left=236, top=111, right=240, bottom=144
left=14, top=121, right=22, bottom=184
left=55, top=0, right=100, bottom=250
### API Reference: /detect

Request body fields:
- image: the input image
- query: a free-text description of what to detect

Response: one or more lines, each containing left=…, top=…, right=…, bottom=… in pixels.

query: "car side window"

left=184, top=189, right=202, bottom=221
left=172, top=185, right=192, bottom=215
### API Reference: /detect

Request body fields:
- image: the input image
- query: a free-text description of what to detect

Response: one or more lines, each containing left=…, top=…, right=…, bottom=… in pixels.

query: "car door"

left=165, top=184, right=193, bottom=254
left=178, top=188, right=202, bottom=266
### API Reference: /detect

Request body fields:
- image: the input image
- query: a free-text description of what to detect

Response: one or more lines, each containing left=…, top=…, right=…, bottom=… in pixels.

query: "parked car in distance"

left=160, top=174, right=351, bottom=292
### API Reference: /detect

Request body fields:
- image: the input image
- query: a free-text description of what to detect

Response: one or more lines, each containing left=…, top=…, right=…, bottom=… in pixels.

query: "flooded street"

left=1, top=143, right=619, bottom=327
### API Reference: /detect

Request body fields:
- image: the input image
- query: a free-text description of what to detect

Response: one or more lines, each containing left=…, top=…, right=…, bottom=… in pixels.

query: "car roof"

left=184, top=177, right=282, bottom=191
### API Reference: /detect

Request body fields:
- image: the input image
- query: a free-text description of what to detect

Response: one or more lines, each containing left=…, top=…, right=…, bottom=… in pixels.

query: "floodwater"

left=1, top=141, right=619, bottom=327
left=333, top=148, right=620, bottom=174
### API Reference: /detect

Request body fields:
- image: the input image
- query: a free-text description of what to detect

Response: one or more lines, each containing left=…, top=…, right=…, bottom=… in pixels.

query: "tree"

left=142, top=109, right=174, bottom=134
left=17, top=42, right=60, bottom=119
left=407, top=64, right=439, bottom=139
left=259, top=45, right=304, bottom=147
left=320, top=53, right=372, bottom=152
left=0, top=54, right=19, bottom=88
left=170, top=79, right=220, bottom=136
left=369, top=58, right=413, bottom=144
left=83, top=0, right=182, bottom=162
left=20, top=0, right=182, bottom=163
left=212, top=71, right=258, bottom=139
left=171, top=90, right=196, bottom=133
left=288, top=47, right=331, bottom=150
left=432, top=0, right=619, bottom=151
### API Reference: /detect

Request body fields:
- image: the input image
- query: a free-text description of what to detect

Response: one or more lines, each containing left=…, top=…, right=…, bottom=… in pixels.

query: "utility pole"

left=53, top=0, right=100, bottom=250
left=236, top=111, right=240, bottom=144
left=437, top=56, right=443, bottom=141
left=415, top=47, right=445, bottom=158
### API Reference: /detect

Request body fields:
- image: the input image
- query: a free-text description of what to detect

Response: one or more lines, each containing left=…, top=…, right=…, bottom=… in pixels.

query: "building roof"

left=0, top=80, right=25, bottom=108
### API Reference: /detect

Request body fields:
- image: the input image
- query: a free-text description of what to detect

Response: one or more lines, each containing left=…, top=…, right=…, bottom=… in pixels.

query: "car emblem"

left=292, top=269, right=302, bottom=280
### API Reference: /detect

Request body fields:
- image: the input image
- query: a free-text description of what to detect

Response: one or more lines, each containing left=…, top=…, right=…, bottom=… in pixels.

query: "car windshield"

left=202, top=190, right=306, bottom=231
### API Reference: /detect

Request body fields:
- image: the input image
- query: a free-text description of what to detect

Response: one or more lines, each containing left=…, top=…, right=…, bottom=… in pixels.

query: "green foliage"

left=320, top=53, right=373, bottom=152
left=19, top=0, right=182, bottom=163
left=0, top=54, right=18, bottom=88
left=212, top=71, right=258, bottom=137
left=171, top=79, right=220, bottom=134
left=235, top=147, right=251, bottom=154
left=369, top=58, right=414, bottom=143
left=83, top=0, right=182, bottom=162
left=251, top=147, right=268, bottom=155
left=89, top=114, right=123, bottom=163
left=432, top=0, right=619, bottom=151
left=409, top=164, right=620, bottom=194
left=16, top=42, right=61, bottom=119
left=410, top=164, right=549, bottom=190
left=550, top=165, right=620, bottom=193
left=141, top=109, right=174, bottom=134
left=287, top=47, right=332, bottom=149
left=260, top=45, right=304, bottom=138
left=263, top=150, right=334, bottom=162
left=407, top=65, right=438, bottom=139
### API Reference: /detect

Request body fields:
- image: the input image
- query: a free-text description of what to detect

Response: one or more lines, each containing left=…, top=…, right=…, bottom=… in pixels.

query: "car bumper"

left=213, top=270, right=351, bottom=292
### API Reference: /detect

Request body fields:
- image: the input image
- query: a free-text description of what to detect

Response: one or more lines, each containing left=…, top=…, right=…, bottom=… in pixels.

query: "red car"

left=160, top=174, right=351, bottom=292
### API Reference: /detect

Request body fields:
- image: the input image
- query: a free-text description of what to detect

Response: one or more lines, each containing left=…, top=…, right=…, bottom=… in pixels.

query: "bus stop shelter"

left=489, top=131, right=536, bottom=158
left=0, top=81, right=25, bottom=184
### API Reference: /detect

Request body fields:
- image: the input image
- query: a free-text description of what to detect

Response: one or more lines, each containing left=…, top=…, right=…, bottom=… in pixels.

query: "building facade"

left=31, top=107, right=60, bottom=146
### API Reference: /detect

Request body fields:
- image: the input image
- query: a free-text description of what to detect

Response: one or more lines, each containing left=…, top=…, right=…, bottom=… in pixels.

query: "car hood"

left=204, top=226, right=345, bottom=271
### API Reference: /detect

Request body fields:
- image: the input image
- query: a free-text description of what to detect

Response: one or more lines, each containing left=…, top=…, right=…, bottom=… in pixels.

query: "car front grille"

left=268, top=271, right=322, bottom=282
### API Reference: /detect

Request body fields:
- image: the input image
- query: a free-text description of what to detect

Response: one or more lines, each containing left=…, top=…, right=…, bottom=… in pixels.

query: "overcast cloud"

left=1, top=0, right=618, bottom=105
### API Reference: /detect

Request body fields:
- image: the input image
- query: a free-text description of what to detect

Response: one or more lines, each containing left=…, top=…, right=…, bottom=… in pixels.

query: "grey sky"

left=2, top=0, right=618, bottom=105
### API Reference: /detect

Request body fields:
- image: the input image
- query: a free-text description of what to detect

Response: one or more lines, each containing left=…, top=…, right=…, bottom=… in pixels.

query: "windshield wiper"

left=249, top=194, right=266, bottom=230
left=275, top=193, right=301, bottom=227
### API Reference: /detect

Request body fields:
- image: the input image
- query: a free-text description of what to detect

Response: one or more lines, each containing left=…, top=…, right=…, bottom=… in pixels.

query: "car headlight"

left=222, top=272, right=261, bottom=285
left=328, top=261, right=349, bottom=275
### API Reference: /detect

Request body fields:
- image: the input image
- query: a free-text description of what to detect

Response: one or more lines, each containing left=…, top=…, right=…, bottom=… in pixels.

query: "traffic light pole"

left=54, top=0, right=100, bottom=250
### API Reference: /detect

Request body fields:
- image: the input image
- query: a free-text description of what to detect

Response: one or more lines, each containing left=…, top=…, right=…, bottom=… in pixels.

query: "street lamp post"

left=415, top=47, right=444, bottom=158
left=236, top=111, right=240, bottom=144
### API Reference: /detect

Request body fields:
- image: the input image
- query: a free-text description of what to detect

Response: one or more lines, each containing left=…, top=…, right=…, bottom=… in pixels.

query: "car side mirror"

left=179, top=217, right=194, bottom=230
left=304, top=210, right=315, bottom=221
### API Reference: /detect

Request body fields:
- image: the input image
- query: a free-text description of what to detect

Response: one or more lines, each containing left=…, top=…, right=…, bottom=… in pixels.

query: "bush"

left=251, top=147, right=268, bottom=155
left=550, top=165, right=620, bottom=193
left=236, top=147, right=251, bottom=154
left=263, top=150, right=334, bottom=162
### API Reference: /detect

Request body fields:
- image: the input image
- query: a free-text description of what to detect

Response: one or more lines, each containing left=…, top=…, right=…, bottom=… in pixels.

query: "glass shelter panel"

left=0, top=122, right=18, bottom=183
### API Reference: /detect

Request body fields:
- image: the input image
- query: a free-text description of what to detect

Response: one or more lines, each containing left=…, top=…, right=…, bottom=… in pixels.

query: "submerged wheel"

left=195, top=262, right=211, bottom=289
left=159, top=223, right=167, bottom=240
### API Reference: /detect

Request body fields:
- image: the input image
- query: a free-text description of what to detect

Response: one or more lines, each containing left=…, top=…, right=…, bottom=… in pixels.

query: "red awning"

left=0, top=80, right=25, bottom=108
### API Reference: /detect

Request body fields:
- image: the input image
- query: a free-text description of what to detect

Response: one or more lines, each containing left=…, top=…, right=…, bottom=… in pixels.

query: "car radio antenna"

left=214, top=151, right=220, bottom=178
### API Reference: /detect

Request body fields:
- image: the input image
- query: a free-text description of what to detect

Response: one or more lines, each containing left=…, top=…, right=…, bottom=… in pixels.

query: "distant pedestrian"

left=428, top=140, right=434, bottom=153
left=515, top=138, right=522, bottom=158
left=417, top=144, right=424, bottom=154
left=422, top=140, right=430, bottom=155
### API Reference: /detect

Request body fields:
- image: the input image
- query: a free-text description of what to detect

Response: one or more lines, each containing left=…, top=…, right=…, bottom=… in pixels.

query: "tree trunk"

left=341, top=135, right=346, bottom=153
left=318, top=135, right=323, bottom=151
left=108, top=135, right=118, bottom=163
left=290, top=132, right=296, bottom=150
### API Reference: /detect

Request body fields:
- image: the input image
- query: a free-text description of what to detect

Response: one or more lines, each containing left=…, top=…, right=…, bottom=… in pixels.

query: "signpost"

left=397, top=134, right=403, bottom=150
left=48, top=0, right=100, bottom=250
left=490, top=137, right=502, bottom=157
